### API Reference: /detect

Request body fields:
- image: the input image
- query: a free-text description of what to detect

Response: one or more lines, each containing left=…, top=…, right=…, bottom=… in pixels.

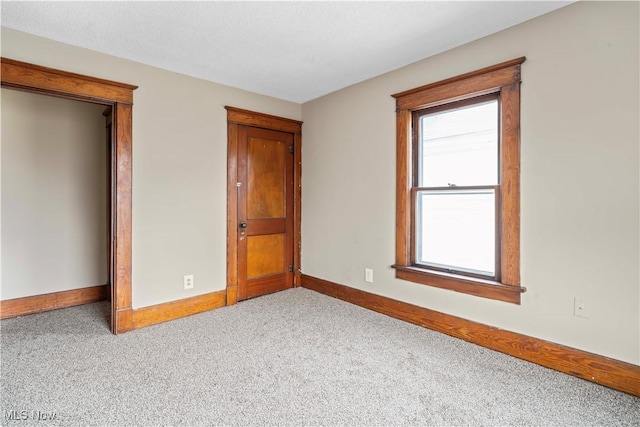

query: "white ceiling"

left=1, top=1, right=572, bottom=103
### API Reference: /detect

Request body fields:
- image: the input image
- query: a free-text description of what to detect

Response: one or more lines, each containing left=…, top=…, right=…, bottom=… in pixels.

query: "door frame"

left=225, top=106, right=302, bottom=305
left=1, top=57, right=137, bottom=334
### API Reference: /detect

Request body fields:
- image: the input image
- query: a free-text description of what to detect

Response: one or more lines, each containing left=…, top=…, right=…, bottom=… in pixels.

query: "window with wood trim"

left=392, top=58, right=526, bottom=304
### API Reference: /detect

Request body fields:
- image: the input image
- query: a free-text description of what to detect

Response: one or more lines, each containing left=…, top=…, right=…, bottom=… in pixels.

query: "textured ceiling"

left=1, top=1, right=572, bottom=103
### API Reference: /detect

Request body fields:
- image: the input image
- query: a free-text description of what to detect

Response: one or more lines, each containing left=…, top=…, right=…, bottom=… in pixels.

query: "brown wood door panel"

left=243, top=275, right=291, bottom=300
left=246, top=218, right=286, bottom=236
left=247, top=234, right=286, bottom=277
left=247, top=135, right=287, bottom=219
left=237, top=125, right=294, bottom=301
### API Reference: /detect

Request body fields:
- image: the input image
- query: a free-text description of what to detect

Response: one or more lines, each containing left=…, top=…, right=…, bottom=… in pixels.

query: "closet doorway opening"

left=1, top=58, right=136, bottom=334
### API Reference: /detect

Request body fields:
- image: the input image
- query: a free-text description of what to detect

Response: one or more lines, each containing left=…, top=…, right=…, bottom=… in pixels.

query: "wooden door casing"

left=1, top=57, right=136, bottom=334
left=226, top=107, right=302, bottom=306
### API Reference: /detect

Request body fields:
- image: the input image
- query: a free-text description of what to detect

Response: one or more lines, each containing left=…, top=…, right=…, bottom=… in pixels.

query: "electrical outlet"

left=184, top=274, right=194, bottom=290
left=365, top=268, right=374, bottom=283
left=573, top=297, right=588, bottom=318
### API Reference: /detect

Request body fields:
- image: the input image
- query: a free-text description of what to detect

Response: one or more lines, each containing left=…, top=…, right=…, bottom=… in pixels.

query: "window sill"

left=392, top=265, right=526, bottom=304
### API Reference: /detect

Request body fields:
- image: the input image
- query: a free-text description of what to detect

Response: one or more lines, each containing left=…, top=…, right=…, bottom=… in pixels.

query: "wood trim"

left=500, top=83, right=521, bottom=285
left=1, top=57, right=136, bottom=334
left=392, top=57, right=525, bottom=101
left=115, top=308, right=133, bottom=333
left=225, top=106, right=303, bottom=134
left=226, top=286, right=238, bottom=307
left=300, top=274, right=640, bottom=397
left=1, top=58, right=137, bottom=105
left=226, top=107, right=302, bottom=298
left=293, top=132, right=302, bottom=286
left=393, top=265, right=523, bottom=304
left=395, top=109, right=411, bottom=266
left=394, top=66, right=520, bottom=111
left=132, top=290, right=227, bottom=330
left=112, top=102, right=134, bottom=333
left=0, top=285, right=109, bottom=320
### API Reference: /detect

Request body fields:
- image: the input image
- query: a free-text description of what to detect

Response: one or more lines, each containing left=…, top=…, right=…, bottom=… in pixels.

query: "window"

left=392, top=58, right=526, bottom=304
left=414, top=95, right=499, bottom=279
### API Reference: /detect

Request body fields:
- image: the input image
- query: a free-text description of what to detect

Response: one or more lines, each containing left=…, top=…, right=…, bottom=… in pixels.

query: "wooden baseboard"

left=0, top=285, right=109, bottom=320
left=132, top=290, right=227, bottom=330
left=301, top=274, right=640, bottom=397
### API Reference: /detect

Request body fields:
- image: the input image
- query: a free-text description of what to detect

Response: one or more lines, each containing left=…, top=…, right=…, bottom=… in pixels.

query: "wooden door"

left=237, top=126, right=295, bottom=300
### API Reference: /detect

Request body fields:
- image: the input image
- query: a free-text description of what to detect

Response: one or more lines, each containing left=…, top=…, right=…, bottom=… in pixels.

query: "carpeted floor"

left=1, top=287, right=638, bottom=426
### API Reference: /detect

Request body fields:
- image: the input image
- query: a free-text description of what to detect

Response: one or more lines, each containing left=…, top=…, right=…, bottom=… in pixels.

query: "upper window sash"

left=413, top=94, right=500, bottom=188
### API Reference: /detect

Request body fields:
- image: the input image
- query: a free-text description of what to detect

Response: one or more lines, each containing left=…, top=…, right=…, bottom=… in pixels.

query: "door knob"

left=239, top=222, right=248, bottom=230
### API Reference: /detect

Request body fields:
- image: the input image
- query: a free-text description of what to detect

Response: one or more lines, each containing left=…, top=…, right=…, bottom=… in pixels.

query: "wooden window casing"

left=392, top=58, right=527, bottom=304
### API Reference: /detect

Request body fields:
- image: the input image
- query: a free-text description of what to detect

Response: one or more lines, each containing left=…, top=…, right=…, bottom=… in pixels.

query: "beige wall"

left=0, top=27, right=301, bottom=308
left=1, top=90, right=107, bottom=299
left=301, top=1, right=640, bottom=364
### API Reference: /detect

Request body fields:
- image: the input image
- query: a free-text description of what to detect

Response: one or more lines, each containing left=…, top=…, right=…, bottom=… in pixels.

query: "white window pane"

left=416, top=189, right=495, bottom=276
left=420, top=100, right=498, bottom=187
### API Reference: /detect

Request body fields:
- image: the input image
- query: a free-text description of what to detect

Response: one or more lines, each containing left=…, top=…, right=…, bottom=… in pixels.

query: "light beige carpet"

left=1, top=287, right=638, bottom=426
